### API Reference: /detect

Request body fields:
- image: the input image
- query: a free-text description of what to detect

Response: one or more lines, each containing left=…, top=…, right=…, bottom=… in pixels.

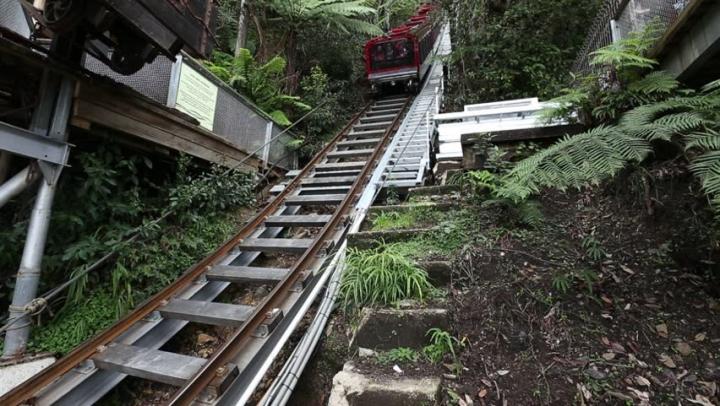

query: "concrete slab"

left=351, top=308, right=450, bottom=350
left=0, top=356, right=55, bottom=396
left=329, top=362, right=441, bottom=406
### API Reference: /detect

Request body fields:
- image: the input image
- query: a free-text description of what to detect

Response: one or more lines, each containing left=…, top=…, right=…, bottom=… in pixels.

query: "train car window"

left=371, top=39, right=414, bottom=70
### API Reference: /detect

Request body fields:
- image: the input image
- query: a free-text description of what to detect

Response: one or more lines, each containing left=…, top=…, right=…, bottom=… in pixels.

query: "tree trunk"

left=285, top=31, right=299, bottom=94
left=234, top=0, right=248, bottom=57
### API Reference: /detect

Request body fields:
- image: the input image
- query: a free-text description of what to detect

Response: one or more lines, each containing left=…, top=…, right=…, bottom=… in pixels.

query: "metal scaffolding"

left=1, top=69, right=75, bottom=359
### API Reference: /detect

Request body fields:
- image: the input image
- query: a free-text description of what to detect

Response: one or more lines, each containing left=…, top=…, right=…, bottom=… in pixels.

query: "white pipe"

left=227, top=244, right=347, bottom=405
left=0, top=166, right=39, bottom=209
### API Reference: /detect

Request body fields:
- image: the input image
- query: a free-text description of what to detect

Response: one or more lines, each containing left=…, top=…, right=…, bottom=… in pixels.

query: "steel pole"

left=2, top=181, right=57, bottom=357
left=2, top=75, right=74, bottom=359
left=0, top=166, right=40, bottom=210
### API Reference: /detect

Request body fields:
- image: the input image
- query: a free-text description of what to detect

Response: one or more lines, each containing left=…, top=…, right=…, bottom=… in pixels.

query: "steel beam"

left=0, top=121, right=71, bottom=167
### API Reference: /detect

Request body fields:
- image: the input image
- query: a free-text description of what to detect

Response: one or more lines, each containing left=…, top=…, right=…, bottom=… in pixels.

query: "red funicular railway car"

left=364, top=2, right=441, bottom=92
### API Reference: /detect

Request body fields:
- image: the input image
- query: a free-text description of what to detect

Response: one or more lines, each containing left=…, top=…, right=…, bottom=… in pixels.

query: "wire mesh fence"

left=573, top=0, right=693, bottom=74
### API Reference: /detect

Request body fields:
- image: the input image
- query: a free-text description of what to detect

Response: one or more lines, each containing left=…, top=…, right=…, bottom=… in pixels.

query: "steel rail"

left=0, top=101, right=374, bottom=406
left=168, top=97, right=412, bottom=405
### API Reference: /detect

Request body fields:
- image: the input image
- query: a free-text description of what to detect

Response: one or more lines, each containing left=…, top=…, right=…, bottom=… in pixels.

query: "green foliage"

left=371, top=211, right=415, bottom=231
left=204, top=49, right=310, bottom=125
left=446, top=0, right=601, bottom=105
left=541, top=21, right=678, bottom=126
left=582, top=234, right=606, bottom=261
left=552, top=273, right=571, bottom=294
left=294, top=66, right=359, bottom=159
left=496, top=126, right=653, bottom=202
left=1, top=145, right=255, bottom=354
left=502, top=78, right=720, bottom=218
left=422, top=327, right=463, bottom=364
left=376, top=347, right=420, bottom=364
left=29, top=292, right=117, bottom=354
left=370, top=0, right=424, bottom=31
left=551, top=269, right=598, bottom=295
left=260, top=0, right=380, bottom=36
left=340, top=243, right=434, bottom=309
left=369, top=205, right=452, bottom=232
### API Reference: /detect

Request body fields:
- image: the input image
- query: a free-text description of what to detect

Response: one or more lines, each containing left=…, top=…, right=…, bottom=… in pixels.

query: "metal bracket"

left=0, top=122, right=71, bottom=185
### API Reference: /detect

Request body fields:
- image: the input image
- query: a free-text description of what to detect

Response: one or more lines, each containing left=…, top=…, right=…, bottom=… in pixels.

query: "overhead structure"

left=0, top=0, right=224, bottom=360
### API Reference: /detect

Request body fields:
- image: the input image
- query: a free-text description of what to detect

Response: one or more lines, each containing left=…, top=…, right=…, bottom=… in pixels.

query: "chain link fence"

left=573, top=0, right=693, bottom=74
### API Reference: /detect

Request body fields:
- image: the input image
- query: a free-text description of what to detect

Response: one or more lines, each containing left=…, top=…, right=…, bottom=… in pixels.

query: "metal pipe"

left=3, top=180, right=57, bottom=358
left=0, top=166, right=40, bottom=210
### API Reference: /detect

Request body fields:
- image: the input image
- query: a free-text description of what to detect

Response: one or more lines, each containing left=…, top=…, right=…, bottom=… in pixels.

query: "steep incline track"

left=0, top=96, right=411, bottom=406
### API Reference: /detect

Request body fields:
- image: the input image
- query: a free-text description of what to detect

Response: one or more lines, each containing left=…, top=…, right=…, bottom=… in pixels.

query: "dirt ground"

left=293, top=166, right=719, bottom=405
left=446, top=168, right=720, bottom=405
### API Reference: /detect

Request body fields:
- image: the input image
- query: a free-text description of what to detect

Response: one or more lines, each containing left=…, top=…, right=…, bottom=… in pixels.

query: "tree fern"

left=497, top=126, right=652, bottom=202
left=627, top=71, right=679, bottom=95
left=504, top=79, right=720, bottom=216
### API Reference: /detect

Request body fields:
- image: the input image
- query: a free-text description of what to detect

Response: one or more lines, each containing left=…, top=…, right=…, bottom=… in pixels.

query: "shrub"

left=340, top=243, right=434, bottom=309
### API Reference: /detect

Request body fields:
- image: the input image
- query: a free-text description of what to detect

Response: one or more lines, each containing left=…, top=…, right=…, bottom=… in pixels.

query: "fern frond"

left=590, top=45, right=657, bottom=69
left=685, top=129, right=720, bottom=151
left=496, top=126, right=651, bottom=202
left=702, top=78, right=720, bottom=95
left=628, top=71, right=679, bottom=95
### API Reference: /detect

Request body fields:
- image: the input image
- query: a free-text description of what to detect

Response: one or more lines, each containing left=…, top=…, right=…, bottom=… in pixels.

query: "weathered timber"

left=206, top=265, right=291, bottom=283
left=159, top=299, right=254, bottom=326
left=315, top=161, right=367, bottom=171
left=284, top=194, right=346, bottom=206
left=301, top=176, right=357, bottom=186
left=326, top=149, right=374, bottom=159
left=336, top=138, right=382, bottom=148
left=263, top=215, right=332, bottom=227
left=92, top=343, right=206, bottom=386
left=238, top=238, right=314, bottom=253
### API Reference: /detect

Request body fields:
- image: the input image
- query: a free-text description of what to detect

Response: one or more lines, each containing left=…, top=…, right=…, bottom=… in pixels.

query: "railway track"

left=0, top=96, right=411, bottom=406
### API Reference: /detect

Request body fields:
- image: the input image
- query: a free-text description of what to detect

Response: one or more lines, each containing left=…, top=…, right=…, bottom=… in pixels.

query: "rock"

left=703, top=360, right=720, bottom=380
left=0, top=356, right=56, bottom=397
left=675, top=342, right=692, bottom=356
left=586, top=366, right=607, bottom=380
left=418, top=261, right=452, bottom=285
left=197, top=333, right=216, bottom=346
left=254, top=285, right=270, bottom=297
left=329, top=363, right=441, bottom=406
left=351, top=308, right=450, bottom=350
left=358, top=348, right=377, bottom=358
